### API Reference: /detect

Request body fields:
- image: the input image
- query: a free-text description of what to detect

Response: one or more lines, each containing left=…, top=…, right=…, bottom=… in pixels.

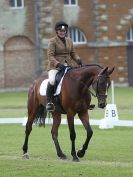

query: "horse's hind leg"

left=67, top=114, right=79, bottom=162
left=22, top=103, right=39, bottom=159
left=51, top=112, right=67, bottom=160
left=77, top=111, right=93, bottom=158
left=22, top=83, right=40, bottom=159
left=22, top=120, right=33, bottom=159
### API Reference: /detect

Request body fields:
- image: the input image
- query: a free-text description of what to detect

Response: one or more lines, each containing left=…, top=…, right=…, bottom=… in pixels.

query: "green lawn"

left=0, top=87, right=133, bottom=120
left=0, top=124, right=132, bottom=177
left=0, top=88, right=133, bottom=177
left=0, top=91, right=27, bottom=117
left=0, top=91, right=27, bottom=108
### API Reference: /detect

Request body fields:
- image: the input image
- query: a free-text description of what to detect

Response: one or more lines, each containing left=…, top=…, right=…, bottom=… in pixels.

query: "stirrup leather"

left=46, top=102, right=55, bottom=112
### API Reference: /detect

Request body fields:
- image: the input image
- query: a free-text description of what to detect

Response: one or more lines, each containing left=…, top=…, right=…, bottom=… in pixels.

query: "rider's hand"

left=76, top=59, right=82, bottom=66
left=56, top=63, right=66, bottom=70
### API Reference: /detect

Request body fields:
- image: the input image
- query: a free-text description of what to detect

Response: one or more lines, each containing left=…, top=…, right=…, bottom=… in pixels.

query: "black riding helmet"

left=55, top=21, right=68, bottom=31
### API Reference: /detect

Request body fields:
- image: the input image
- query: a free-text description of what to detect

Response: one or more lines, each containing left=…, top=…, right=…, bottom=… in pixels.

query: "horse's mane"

left=83, top=64, right=103, bottom=69
left=72, top=64, right=103, bottom=70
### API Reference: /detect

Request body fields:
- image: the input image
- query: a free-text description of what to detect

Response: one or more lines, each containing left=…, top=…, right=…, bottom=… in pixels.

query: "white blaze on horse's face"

left=105, top=82, right=108, bottom=96
left=96, top=75, right=109, bottom=109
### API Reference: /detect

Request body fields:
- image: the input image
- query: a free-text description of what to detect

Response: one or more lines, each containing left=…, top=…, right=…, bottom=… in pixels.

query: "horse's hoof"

left=22, top=153, right=29, bottom=159
left=60, top=153, right=67, bottom=160
left=72, top=156, right=80, bottom=162
left=77, top=149, right=85, bottom=158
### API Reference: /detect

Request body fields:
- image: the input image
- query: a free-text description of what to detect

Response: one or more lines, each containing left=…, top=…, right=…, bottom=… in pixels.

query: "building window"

left=64, top=0, right=78, bottom=5
left=10, top=0, right=24, bottom=9
left=68, top=27, right=87, bottom=44
left=127, top=26, right=133, bottom=41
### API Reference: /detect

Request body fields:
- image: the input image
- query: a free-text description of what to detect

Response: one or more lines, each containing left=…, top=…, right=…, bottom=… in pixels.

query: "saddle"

left=53, top=67, right=71, bottom=114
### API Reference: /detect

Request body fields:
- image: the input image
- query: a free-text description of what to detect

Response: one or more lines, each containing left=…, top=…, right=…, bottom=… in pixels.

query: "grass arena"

left=0, top=87, right=133, bottom=177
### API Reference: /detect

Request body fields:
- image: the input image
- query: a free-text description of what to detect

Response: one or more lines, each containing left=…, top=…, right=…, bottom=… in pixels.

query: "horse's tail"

left=33, top=104, right=47, bottom=127
left=27, top=80, right=47, bottom=127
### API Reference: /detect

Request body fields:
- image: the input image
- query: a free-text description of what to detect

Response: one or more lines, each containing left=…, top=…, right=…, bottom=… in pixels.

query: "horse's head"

left=92, top=67, right=115, bottom=109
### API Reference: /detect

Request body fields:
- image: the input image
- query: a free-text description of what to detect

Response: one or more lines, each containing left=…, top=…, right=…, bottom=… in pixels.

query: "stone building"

left=0, top=0, right=133, bottom=89
left=0, top=0, right=39, bottom=89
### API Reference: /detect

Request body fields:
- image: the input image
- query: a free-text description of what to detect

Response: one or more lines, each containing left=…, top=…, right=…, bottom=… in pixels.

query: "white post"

left=111, top=80, right=115, bottom=104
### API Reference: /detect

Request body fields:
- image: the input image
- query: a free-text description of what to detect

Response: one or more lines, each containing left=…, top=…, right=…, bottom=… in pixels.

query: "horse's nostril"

left=99, top=103, right=106, bottom=109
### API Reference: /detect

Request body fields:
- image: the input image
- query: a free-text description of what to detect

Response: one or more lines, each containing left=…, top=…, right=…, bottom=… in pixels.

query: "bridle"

left=80, top=74, right=110, bottom=99
left=92, top=74, right=110, bottom=99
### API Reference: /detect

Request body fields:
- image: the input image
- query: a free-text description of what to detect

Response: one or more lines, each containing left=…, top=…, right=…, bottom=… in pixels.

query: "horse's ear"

left=100, top=67, right=108, bottom=75
left=108, top=66, right=115, bottom=75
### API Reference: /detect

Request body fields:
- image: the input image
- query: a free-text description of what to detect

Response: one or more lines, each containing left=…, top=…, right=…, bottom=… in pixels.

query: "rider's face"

left=57, top=30, right=66, bottom=38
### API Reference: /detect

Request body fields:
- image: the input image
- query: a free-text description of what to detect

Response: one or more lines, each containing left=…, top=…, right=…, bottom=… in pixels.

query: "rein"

left=89, top=89, right=97, bottom=97
left=80, top=81, right=97, bottom=98
left=64, top=65, right=109, bottom=98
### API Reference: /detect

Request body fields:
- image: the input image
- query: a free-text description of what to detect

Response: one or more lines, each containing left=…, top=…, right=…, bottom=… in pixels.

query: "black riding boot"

left=46, top=82, right=55, bottom=111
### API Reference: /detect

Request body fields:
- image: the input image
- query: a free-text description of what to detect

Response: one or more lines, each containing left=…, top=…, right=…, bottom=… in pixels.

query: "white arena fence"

left=0, top=117, right=133, bottom=127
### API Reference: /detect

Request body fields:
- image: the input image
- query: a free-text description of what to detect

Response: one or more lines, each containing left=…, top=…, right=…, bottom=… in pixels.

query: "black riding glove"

left=56, top=63, right=66, bottom=70
left=76, top=59, right=82, bottom=66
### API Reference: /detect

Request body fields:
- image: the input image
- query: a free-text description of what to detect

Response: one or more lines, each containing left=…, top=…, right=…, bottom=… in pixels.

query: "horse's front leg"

left=77, top=111, right=93, bottom=158
left=67, top=114, right=79, bottom=162
left=51, top=112, right=67, bottom=160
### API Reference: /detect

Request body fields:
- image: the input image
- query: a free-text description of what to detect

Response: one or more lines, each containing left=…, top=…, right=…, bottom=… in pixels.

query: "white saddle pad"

left=39, top=68, right=68, bottom=96
left=39, top=79, right=49, bottom=96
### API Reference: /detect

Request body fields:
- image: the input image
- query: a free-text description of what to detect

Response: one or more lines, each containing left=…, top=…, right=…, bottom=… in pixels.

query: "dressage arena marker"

left=99, top=104, right=119, bottom=129
left=99, top=81, right=119, bottom=129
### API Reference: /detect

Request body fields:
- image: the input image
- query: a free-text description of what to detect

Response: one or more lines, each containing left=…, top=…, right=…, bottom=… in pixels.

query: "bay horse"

left=22, top=64, right=114, bottom=162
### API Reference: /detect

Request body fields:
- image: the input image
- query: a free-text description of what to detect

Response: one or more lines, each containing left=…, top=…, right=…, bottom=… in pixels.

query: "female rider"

left=46, top=21, right=82, bottom=111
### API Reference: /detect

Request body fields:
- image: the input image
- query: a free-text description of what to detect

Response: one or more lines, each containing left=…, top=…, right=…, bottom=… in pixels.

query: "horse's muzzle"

left=98, top=101, right=107, bottom=109
left=98, top=96, right=107, bottom=109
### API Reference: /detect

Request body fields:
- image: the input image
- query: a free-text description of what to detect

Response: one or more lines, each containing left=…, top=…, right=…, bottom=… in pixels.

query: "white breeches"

left=48, top=69, right=58, bottom=85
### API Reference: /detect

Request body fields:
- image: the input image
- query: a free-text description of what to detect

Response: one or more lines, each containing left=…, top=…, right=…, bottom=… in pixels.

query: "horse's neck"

left=77, top=66, right=100, bottom=85
left=62, top=66, right=101, bottom=98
